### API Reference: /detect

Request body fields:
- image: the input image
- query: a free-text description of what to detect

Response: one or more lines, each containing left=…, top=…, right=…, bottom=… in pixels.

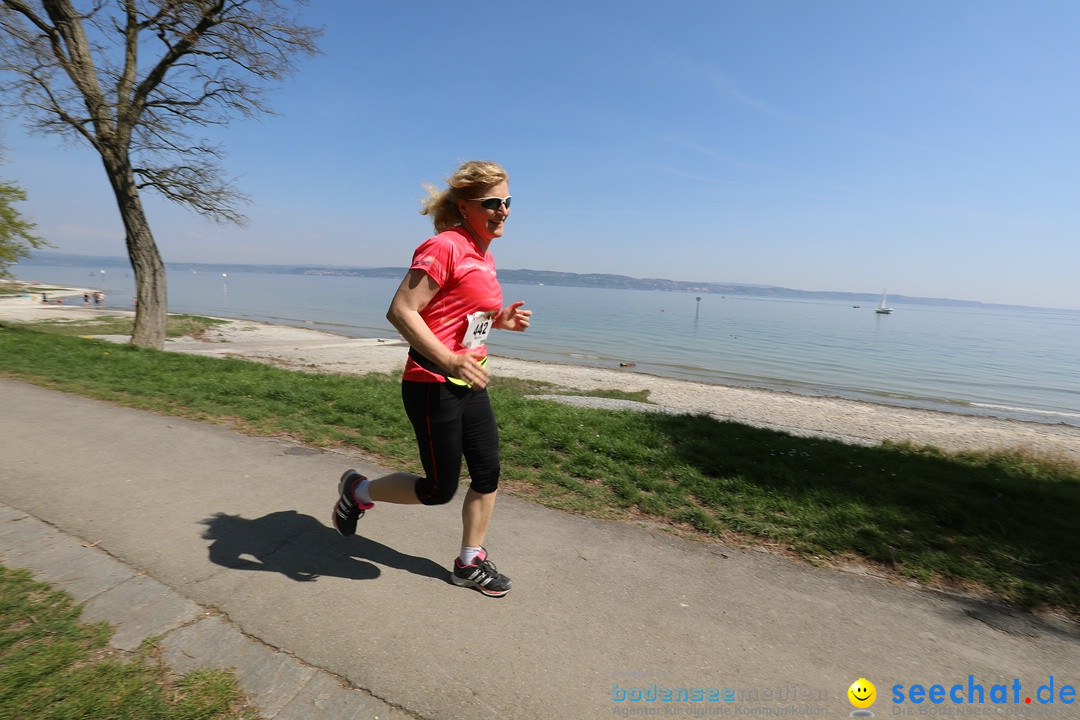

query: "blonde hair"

left=420, top=160, right=508, bottom=232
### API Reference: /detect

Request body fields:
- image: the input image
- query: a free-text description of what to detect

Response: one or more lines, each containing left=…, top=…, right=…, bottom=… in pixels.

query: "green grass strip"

left=1, top=322, right=1078, bottom=613
left=0, top=565, right=256, bottom=719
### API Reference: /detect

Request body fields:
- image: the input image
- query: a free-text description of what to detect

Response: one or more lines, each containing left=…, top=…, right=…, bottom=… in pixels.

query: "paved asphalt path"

left=1, top=378, right=1076, bottom=719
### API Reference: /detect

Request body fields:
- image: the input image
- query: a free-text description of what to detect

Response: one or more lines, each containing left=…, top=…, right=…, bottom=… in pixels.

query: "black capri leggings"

left=401, top=380, right=501, bottom=505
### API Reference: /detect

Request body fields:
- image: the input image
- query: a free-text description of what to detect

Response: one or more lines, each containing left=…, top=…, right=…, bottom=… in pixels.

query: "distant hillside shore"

left=22, top=251, right=1062, bottom=311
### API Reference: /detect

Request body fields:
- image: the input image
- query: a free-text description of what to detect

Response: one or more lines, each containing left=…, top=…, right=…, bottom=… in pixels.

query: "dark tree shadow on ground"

left=499, top=393, right=1080, bottom=614
left=637, top=412, right=1080, bottom=615
left=199, top=510, right=447, bottom=583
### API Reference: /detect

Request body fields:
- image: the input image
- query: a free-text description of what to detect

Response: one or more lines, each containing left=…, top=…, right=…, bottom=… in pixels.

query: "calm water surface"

left=15, top=262, right=1080, bottom=427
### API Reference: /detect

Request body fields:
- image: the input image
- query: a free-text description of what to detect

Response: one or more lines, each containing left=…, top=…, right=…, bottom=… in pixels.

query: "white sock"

left=353, top=477, right=373, bottom=506
left=459, top=546, right=483, bottom=566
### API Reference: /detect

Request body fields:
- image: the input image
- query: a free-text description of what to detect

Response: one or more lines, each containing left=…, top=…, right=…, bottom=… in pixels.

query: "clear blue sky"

left=4, top=1, right=1079, bottom=309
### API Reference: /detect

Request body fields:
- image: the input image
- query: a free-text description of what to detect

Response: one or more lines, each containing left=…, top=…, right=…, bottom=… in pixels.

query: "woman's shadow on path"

left=199, top=510, right=447, bottom=583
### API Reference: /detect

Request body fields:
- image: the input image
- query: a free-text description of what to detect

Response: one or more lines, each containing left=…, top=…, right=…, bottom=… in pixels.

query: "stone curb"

left=0, top=503, right=419, bottom=720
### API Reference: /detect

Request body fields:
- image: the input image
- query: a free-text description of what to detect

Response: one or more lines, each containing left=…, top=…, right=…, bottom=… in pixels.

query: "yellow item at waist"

left=447, top=355, right=488, bottom=386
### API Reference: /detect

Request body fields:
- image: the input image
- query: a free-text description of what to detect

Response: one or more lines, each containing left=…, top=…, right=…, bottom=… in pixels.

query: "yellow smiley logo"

left=848, top=678, right=876, bottom=709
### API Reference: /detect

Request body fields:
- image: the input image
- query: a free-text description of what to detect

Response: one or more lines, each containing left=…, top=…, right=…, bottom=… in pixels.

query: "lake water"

left=14, top=261, right=1080, bottom=428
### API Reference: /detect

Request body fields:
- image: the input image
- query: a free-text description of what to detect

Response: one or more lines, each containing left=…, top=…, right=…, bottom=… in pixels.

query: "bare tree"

left=0, top=0, right=320, bottom=347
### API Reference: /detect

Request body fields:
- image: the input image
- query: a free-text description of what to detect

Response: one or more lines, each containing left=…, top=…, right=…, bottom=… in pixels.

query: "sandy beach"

left=4, top=287, right=1079, bottom=462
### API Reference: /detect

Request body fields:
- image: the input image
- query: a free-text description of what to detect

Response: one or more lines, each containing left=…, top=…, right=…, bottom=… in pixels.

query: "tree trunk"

left=100, top=148, right=167, bottom=349
left=127, top=220, right=167, bottom=349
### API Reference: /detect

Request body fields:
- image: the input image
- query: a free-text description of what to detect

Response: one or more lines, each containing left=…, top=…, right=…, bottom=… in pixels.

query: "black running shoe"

left=332, top=469, right=373, bottom=537
left=451, top=548, right=512, bottom=597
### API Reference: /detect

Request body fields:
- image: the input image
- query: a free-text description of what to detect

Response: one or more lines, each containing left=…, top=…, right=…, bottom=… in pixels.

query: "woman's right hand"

left=445, top=349, right=490, bottom=389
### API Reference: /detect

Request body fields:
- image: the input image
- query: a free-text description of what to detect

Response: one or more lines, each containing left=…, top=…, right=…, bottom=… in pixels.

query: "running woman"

left=332, top=160, right=531, bottom=597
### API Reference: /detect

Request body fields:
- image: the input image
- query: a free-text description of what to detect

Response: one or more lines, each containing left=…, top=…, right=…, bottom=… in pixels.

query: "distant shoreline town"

left=23, top=251, right=1069, bottom=312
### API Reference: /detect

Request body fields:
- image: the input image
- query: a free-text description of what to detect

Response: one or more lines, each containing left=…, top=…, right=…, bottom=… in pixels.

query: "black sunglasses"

left=470, top=195, right=512, bottom=211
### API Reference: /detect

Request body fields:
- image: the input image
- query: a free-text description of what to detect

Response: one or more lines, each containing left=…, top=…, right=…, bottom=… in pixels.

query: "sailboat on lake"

left=875, top=290, right=893, bottom=314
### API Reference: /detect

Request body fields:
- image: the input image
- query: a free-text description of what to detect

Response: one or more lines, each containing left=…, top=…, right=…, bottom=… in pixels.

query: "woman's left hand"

left=495, top=301, right=532, bottom=332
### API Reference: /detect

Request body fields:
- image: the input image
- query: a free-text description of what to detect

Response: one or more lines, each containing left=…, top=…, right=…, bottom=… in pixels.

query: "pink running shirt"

left=402, top=226, right=503, bottom=383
